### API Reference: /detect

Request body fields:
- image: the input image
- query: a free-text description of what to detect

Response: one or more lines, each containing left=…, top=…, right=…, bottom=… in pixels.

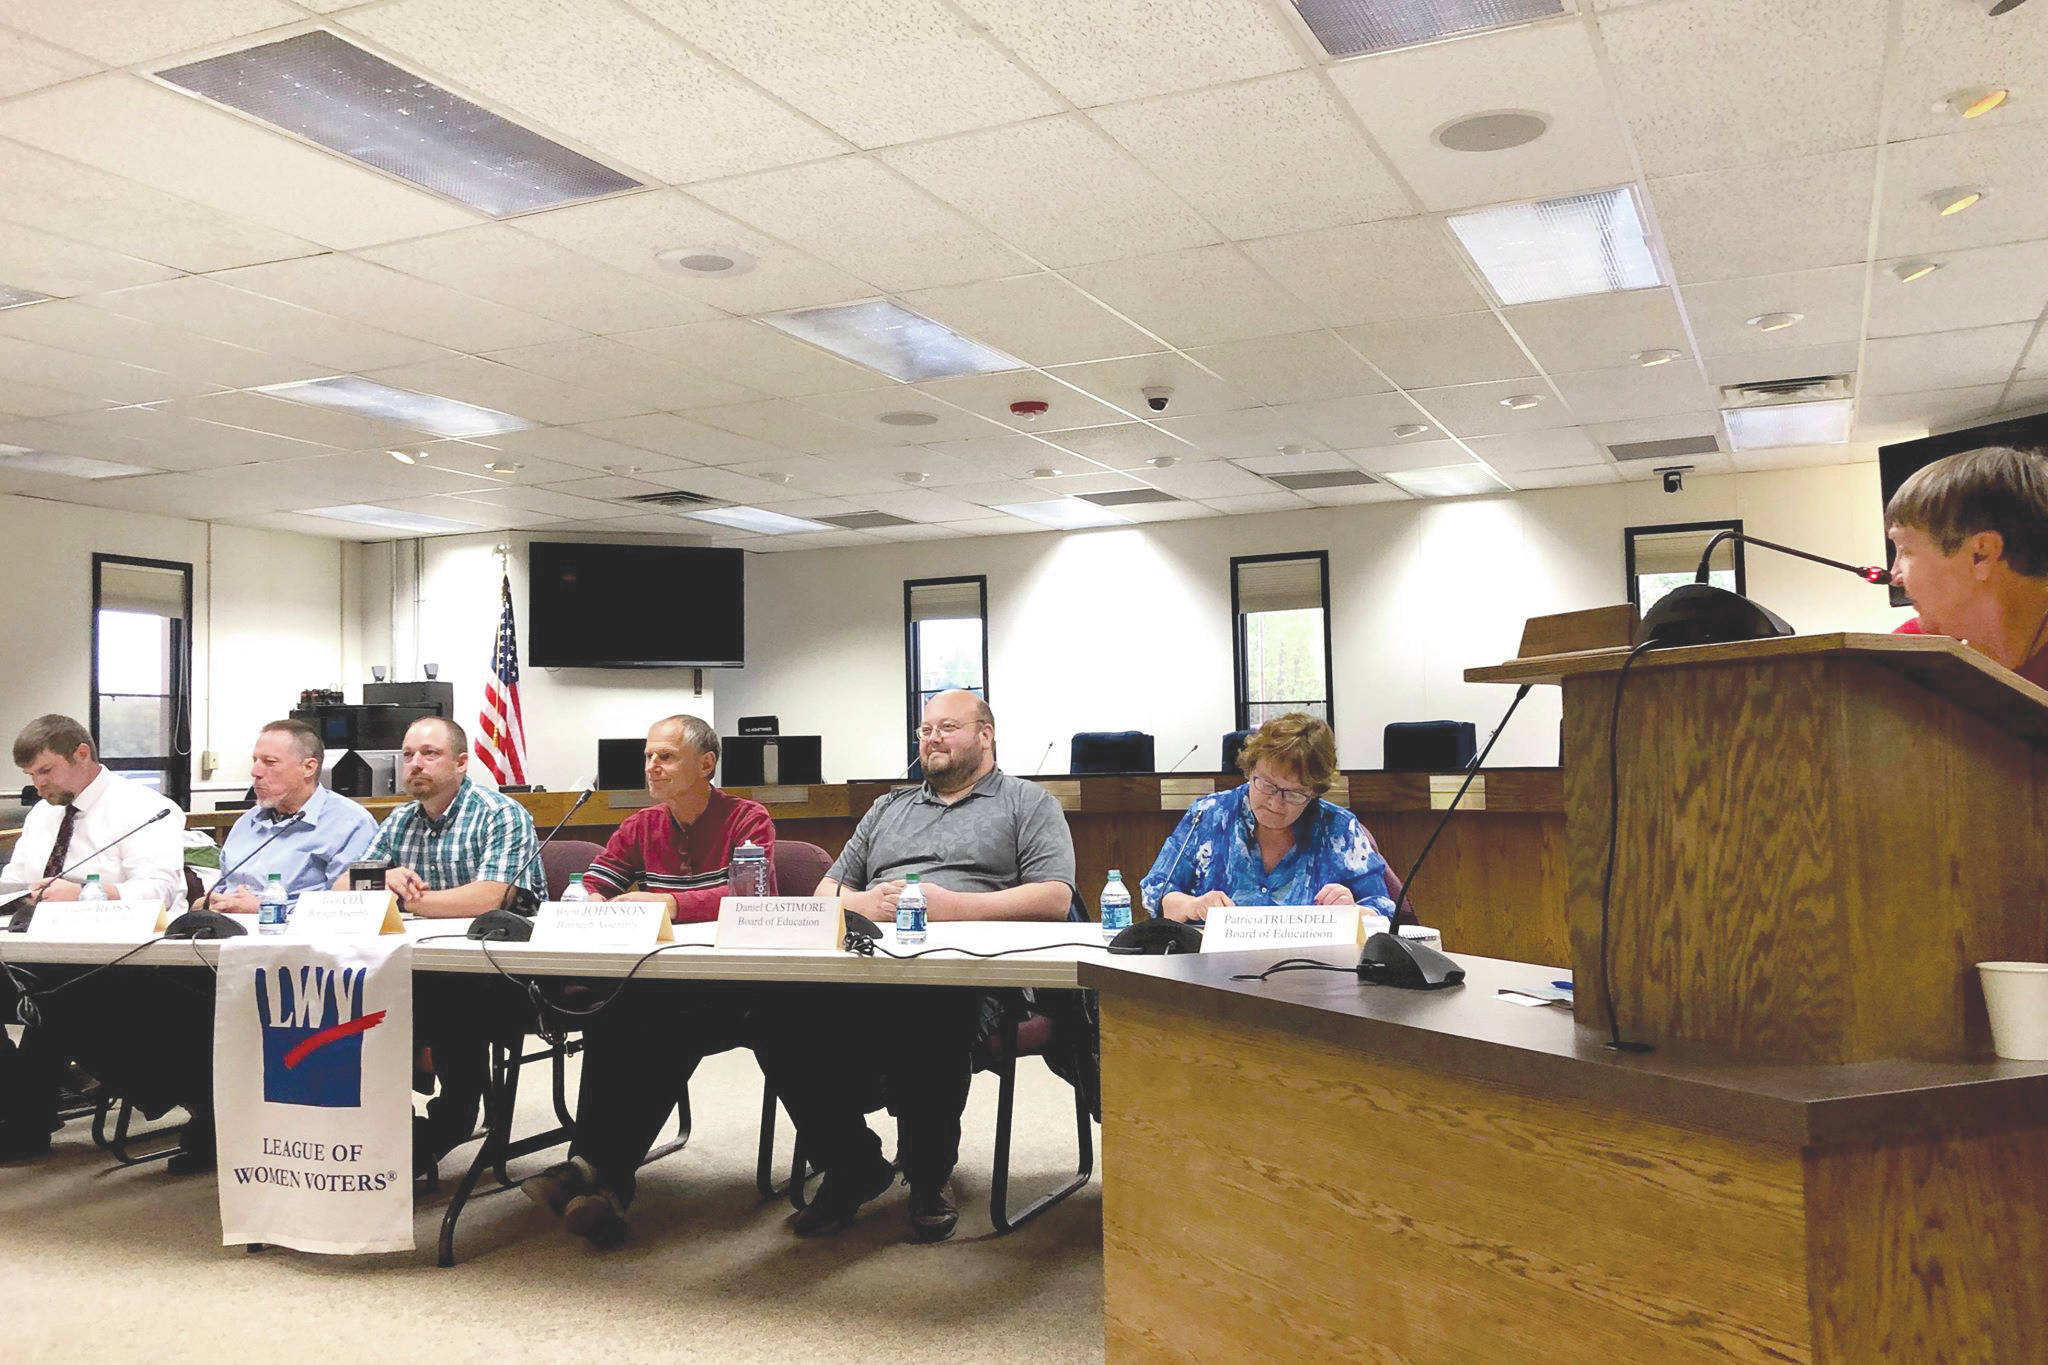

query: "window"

left=904, top=576, right=989, bottom=765
left=1232, top=552, right=1333, bottom=732
left=91, top=555, right=193, bottom=807
left=1624, top=520, right=1745, bottom=612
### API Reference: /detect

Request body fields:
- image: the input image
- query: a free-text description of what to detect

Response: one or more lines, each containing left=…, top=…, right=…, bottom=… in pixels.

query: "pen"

left=1551, top=980, right=1574, bottom=991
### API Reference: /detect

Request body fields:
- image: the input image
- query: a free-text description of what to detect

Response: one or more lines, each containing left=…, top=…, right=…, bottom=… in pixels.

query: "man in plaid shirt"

left=352, top=717, right=543, bottom=1166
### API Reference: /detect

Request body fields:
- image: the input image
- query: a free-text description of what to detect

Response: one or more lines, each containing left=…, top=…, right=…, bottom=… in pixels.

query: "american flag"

left=476, top=572, right=528, bottom=785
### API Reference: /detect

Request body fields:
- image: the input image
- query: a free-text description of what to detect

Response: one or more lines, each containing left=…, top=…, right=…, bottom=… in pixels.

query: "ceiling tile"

left=1504, top=290, right=1689, bottom=374
left=940, top=479, right=1063, bottom=507
left=1406, top=379, right=1575, bottom=437
left=1345, top=438, right=1470, bottom=475
left=1277, top=392, right=1444, bottom=450
left=1292, top=482, right=1409, bottom=507
left=464, top=426, right=698, bottom=474
left=1704, top=344, right=1860, bottom=389
left=0, top=335, right=213, bottom=406
left=609, top=318, right=879, bottom=398
left=1596, top=0, right=1887, bottom=176
left=915, top=370, right=1134, bottom=434
left=356, top=224, right=724, bottom=335
left=86, top=277, right=451, bottom=373
left=1508, top=464, right=1623, bottom=489
left=877, top=115, right=1220, bottom=268
left=1152, top=406, right=1332, bottom=459
left=918, top=432, right=1100, bottom=480
left=719, top=456, right=901, bottom=498
left=1111, top=498, right=1215, bottom=522
left=570, top=412, right=793, bottom=466
left=361, top=354, right=654, bottom=426
left=1340, top=312, right=1535, bottom=389
left=633, top=0, right=1059, bottom=147
left=0, top=300, right=319, bottom=391
left=0, top=219, right=178, bottom=298
left=952, top=0, right=1302, bottom=107
left=0, top=74, right=476, bottom=250
left=0, top=376, right=100, bottom=420
left=1885, top=0, right=2048, bottom=143
left=1037, top=422, right=1192, bottom=471
left=0, top=140, right=320, bottom=275
left=514, top=189, right=871, bottom=315
left=1091, top=72, right=1409, bottom=241
left=1863, top=324, right=2034, bottom=396
left=930, top=513, right=1048, bottom=537
left=40, top=404, right=334, bottom=471
left=214, top=254, right=576, bottom=353
left=1553, top=364, right=1718, bottom=424
left=1041, top=352, right=1250, bottom=420
left=687, top=397, right=891, bottom=453
left=902, top=274, right=1162, bottom=369
left=2, top=0, right=298, bottom=66
left=484, top=336, right=762, bottom=411
left=371, top=494, right=528, bottom=529
left=1681, top=266, right=1867, bottom=356
left=429, top=447, right=609, bottom=487
left=1233, top=447, right=1353, bottom=475
left=0, top=27, right=100, bottom=99
left=1855, top=385, right=2015, bottom=442
left=1649, top=148, right=1876, bottom=284
left=1328, top=19, right=1635, bottom=212
left=1463, top=428, right=1608, bottom=472
left=339, top=0, right=846, bottom=184
left=794, top=444, right=992, bottom=486
left=1875, top=122, right=2048, bottom=258
left=164, top=390, right=420, bottom=451
left=691, top=157, right=1034, bottom=293
left=1183, top=331, right=1390, bottom=406
left=1242, top=218, right=1488, bottom=326
left=1869, top=240, right=2048, bottom=337
left=1064, top=245, right=1319, bottom=348
left=1137, top=459, right=1275, bottom=499
left=800, top=387, right=1013, bottom=443
left=1202, top=491, right=1309, bottom=515
left=538, top=473, right=675, bottom=501
left=659, top=464, right=816, bottom=505
left=854, top=487, right=994, bottom=523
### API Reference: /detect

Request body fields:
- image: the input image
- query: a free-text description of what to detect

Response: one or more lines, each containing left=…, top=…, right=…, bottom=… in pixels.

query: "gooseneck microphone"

left=1692, top=530, right=1891, bottom=586
left=166, top=808, right=308, bottom=940
left=1033, top=739, right=1055, bottom=774
left=1643, top=530, right=1891, bottom=647
left=7, top=807, right=175, bottom=933
left=468, top=788, right=594, bottom=942
left=1161, top=741, right=1200, bottom=773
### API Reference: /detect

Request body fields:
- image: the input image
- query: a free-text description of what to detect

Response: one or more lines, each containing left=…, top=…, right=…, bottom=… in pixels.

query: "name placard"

left=287, top=890, right=403, bottom=939
left=715, top=896, right=844, bottom=950
left=530, top=899, right=674, bottom=949
left=1200, top=905, right=1364, bottom=953
left=25, top=899, right=167, bottom=941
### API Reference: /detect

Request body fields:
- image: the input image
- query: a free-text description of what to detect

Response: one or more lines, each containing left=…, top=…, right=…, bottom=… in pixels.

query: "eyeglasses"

left=915, top=720, right=982, bottom=741
left=1247, top=773, right=1315, bottom=809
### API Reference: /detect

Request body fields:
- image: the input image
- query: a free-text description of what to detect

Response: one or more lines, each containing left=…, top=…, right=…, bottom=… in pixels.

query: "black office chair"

left=1220, top=729, right=1255, bottom=771
left=1383, top=721, right=1476, bottom=772
left=1070, top=731, right=1155, bottom=774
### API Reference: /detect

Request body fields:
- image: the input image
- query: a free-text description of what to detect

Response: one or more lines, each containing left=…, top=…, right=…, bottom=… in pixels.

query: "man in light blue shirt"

left=208, top=719, right=376, bottom=913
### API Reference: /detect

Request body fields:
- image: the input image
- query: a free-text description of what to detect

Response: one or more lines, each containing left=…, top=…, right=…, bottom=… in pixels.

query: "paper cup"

left=1977, top=962, right=2048, bottom=1060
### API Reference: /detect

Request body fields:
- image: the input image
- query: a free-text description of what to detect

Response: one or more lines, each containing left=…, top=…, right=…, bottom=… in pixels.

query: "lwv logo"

left=254, top=964, right=386, bottom=1109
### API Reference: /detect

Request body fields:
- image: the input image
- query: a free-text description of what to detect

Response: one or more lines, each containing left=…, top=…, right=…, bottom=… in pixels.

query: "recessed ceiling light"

left=483, top=461, right=522, bottom=474
left=388, top=448, right=430, bottom=465
left=1029, top=466, right=1062, bottom=479
left=1500, top=393, right=1544, bottom=410
left=158, top=32, right=639, bottom=217
left=602, top=464, right=642, bottom=477
left=1382, top=464, right=1510, bottom=498
left=655, top=245, right=757, bottom=277
left=1447, top=186, right=1661, bottom=306
left=1946, top=87, right=2010, bottom=119
left=1633, top=348, right=1683, bottom=368
left=1890, top=260, right=1943, bottom=284
left=258, top=376, right=529, bottom=439
left=758, top=471, right=794, bottom=485
left=0, top=446, right=155, bottom=479
left=1433, top=110, right=1551, bottom=153
left=1930, top=187, right=1986, bottom=216
left=1145, top=455, right=1179, bottom=468
left=1294, top=0, right=1564, bottom=58
left=681, top=505, right=833, bottom=536
left=1391, top=423, right=1432, bottom=439
left=994, top=498, right=1132, bottom=530
left=304, top=503, right=479, bottom=534
left=762, top=299, right=1021, bottom=383
left=1746, top=312, right=1805, bottom=333
left=0, top=283, right=53, bottom=310
left=896, top=471, right=930, bottom=484
left=1279, top=444, right=1307, bottom=457
left=878, top=410, right=941, bottom=427
left=1722, top=399, right=1853, bottom=450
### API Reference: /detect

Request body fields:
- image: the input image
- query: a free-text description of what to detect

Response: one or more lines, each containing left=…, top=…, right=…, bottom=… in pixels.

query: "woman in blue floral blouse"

left=1141, top=713, right=1396, bottom=923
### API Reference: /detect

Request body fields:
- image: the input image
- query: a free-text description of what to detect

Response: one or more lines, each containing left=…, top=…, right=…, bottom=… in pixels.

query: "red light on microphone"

left=1861, top=566, right=1892, bottom=584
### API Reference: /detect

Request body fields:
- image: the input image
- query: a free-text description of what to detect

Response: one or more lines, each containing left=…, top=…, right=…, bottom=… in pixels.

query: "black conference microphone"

left=1160, top=741, right=1200, bottom=773
left=165, top=809, right=308, bottom=940
left=1108, top=822, right=1206, bottom=956
left=1356, top=684, right=1535, bottom=991
left=468, top=787, right=594, bottom=942
left=7, top=807, right=174, bottom=933
left=1642, top=530, right=1891, bottom=648
left=1032, top=739, right=1055, bottom=774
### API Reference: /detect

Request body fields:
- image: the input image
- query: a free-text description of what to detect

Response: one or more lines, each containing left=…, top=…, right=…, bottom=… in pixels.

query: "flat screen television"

left=1878, top=408, right=2048, bottom=606
left=528, top=542, right=744, bottom=668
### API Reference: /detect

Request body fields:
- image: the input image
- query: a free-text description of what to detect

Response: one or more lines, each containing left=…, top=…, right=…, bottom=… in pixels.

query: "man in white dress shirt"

left=0, top=715, right=186, bottom=1160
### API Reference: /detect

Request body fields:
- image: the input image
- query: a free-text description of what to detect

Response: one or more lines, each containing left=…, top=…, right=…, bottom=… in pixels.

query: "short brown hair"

left=1237, top=713, right=1338, bottom=791
left=407, top=715, right=468, bottom=755
left=1886, top=445, right=2048, bottom=578
left=13, top=714, right=94, bottom=768
left=259, top=718, right=323, bottom=765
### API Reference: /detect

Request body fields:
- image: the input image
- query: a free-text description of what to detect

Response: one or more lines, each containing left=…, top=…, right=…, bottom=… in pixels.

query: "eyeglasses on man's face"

left=916, top=720, right=984, bottom=741
left=1247, top=773, right=1314, bottom=808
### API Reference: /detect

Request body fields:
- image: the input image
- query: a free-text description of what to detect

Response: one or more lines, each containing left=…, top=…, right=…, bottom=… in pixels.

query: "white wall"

left=713, top=462, right=1913, bottom=776
left=0, top=494, right=345, bottom=807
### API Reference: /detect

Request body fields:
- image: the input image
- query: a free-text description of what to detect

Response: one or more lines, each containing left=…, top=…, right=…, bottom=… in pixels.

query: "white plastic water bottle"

left=258, top=871, right=288, bottom=935
left=78, top=873, right=108, bottom=903
left=1099, top=870, right=1132, bottom=942
left=895, top=873, right=927, bottom=946
left=559, top=875, right=591, bottom=902
left=730, top=841, right=768, bottom=898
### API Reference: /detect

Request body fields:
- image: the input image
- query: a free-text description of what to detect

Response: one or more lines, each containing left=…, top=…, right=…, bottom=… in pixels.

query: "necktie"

left=42, top=804, right=78, bottom=879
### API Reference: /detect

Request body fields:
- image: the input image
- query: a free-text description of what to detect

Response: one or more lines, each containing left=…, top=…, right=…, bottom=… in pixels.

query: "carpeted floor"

left=0, top=1044, right=1105, bottom=1364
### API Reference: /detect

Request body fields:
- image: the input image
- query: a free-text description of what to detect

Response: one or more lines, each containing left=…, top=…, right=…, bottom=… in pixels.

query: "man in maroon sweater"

left=523, top=714, right=775, bottom=1245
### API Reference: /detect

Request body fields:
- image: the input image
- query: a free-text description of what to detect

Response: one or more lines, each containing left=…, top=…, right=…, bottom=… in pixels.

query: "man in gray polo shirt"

left=762, top=689, right=1074, bottom=1243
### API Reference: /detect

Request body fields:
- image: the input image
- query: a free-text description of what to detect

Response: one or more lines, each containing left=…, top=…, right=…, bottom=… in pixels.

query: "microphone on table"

left=1641, top=530, right=1892, bottom=647
left=1355, top=684, right=1534, bottom=991
left=1160, top=741, right=1199, bottom=773
left=8, top=808, right=174, bottom=933
left=1032, top=739, right=1055, bottom=774
left=165, top=809, right=307, bottom=940
left=1108, top=817, right=1206, bottom=956
left=468, top=787, right=594, bottom=943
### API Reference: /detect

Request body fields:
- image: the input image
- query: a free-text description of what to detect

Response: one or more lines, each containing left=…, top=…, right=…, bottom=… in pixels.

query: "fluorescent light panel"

left=762, top=299, right=1022, bottom=383
left=993, top=498, right=1132, bottom=530
left=682, top=505, right=833, bottom=535
left=1382, top=464, right=1509, bottom=498
left=0, top=284, right=53, bottom=310
left=1448, top=187, right=1662, bottom=306
left=157, top=31, right=640, bottom=217
left=256, top=376, right=531, bottom=439
left=0, top=446, right=155, bottom=479
left=303, top=503, right=480, bottom=533
left=1293, top=0, right=1564, bottom=57
left=1722, top=399, right=1853, bottom=451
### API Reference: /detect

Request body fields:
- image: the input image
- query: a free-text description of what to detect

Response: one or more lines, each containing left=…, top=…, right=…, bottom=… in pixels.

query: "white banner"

left=213, top=936, right=414, bottom=1255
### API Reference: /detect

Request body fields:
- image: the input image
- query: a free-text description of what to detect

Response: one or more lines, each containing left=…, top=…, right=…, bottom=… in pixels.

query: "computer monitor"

left=721, top=735, right=822, bottom=786
left=596, top=737, right=644, bottom=791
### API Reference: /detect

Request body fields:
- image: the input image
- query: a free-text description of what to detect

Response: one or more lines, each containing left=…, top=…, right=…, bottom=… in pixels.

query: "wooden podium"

left=1468, top=632, right=2048, bottom=1062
